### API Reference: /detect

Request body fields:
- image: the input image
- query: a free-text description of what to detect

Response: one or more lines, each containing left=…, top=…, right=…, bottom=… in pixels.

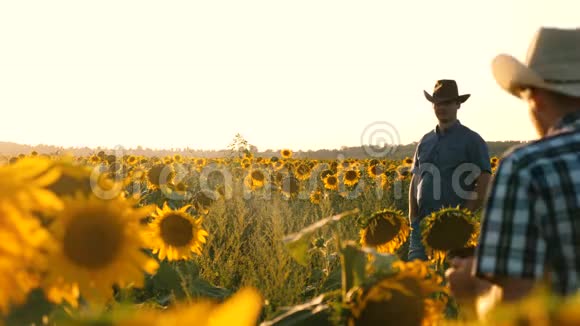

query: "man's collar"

left=547, top=111, right=580, bottom=136
left=435, top=120, right=461, bottom=135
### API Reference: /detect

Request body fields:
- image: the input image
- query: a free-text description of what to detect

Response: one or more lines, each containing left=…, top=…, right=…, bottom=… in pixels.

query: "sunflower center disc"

left=251, top=171, right=264, bottom=182
left=364, top=217, right=399, bottom=246
left=354, top=278, right=424, bottom=325
left=63, top=214, right=123, bottom=269
left=48, top=174, right=91, bottom=197
left=345, top=170, right=358, bottom=181
left=426, top=216, right=473, bottom=251
left=160, top=214, right=194, bottom=247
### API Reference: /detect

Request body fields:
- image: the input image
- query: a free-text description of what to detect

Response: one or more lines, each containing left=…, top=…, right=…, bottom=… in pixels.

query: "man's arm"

left=409, top=174, right=418, bottom=222
left=465, top=133, right=492, bottom=213
left=446, top=257, right=535, bottom=319
left=448, top=155, right=544, bottom=319
left=464, top=172, right=491, bottom=212
left=409, top=144, right=420, bottom=222
left=486, top=276, right=535, bottom=302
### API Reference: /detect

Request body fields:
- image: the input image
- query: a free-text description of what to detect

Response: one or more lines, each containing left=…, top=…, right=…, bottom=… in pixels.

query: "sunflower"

left=280, top=149, right=292, bottom=159
left=340, top=160, right=352, bottom=170
left=342, top=169, right=361, bottom=187
left=272, top=161, right=284, bottom=171
left=173, top=154, right=184, bottom=164
left=194, top=158, right=207, bottom=172
left=329, top=161, right=339, bottom=172
left=420, top=207, right=480, bottom=265
left=396, top=165, right=412, bottom=180
left=403, top=156, right=414, bottom=165
left=295, top=163, right=312, bottom=181
left=0, top=156, right=63, bottom=214
left=552, top=292, right=580, bottom=326
left=359, top=208, right=409, bottom=254
left=323, top=174, right=339, bottom=191
left=145, top=203, right=208, bottom=261
left=114, top=287, right=263, bottom=326
left=129, top=168, right=148, bottom=185
left=47, top=159, right=121, bottom=200
left=320, top=169, right=334, bottom=181
left=147, top=163, right=175, bottom=190
left=0, top=205, right=53, bottom=314
left=166, top=181, right=190, bottom=200
left=126, top=155, right=138, bottom=166
left=244, top=169, right=267, bottom=190
left=309, top=190, right=323, bottom=205
left=195, top=158, right=206, bottom=166
left=348, top=260, right=446, bottom=326
left=366, top=163, right=384, bottom=179
left=89, top=154, right=101, bottom=164
left=379, top=173, right=390, bottom=191
left=43, top=194, right=159, bottom=307
left=241, top=158, right=251, bottom=169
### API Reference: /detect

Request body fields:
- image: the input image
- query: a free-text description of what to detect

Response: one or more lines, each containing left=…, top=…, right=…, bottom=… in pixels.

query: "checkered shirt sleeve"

left=473, top=154, right=546, bottom=281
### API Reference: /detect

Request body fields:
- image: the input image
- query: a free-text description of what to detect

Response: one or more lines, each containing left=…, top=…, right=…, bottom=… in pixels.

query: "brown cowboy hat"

left=492, top=27, right=580, bottom=99
left=423, top=79, right=470, bottom=104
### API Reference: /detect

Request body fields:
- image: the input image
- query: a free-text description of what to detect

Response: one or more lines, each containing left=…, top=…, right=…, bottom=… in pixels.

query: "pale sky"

left=1, top=1, right=578, bottom=151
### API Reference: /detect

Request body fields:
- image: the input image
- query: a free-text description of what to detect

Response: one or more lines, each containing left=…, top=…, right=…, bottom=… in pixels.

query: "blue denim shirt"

left=411, top=120, right=491, bottom=219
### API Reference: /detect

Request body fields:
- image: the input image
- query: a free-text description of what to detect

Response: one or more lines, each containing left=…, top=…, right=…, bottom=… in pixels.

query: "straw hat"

left=492, top=27, right=580, bottom=98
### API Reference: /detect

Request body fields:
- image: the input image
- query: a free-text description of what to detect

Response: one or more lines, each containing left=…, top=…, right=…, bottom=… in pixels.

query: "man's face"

left=522, top=88, right=549, bottom=137
left=527, top=97, right=549, bottom=137
left=433, top=100, right=460, bottom=123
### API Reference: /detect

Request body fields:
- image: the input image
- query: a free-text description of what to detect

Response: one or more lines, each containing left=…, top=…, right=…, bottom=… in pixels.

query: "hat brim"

left=423, top=91, right=470, bottom=104
left=492, top=54, right=580, bottom=98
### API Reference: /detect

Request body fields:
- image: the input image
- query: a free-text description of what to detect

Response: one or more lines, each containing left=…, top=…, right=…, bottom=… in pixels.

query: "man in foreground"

left=446, top=27, right=580, bottom=318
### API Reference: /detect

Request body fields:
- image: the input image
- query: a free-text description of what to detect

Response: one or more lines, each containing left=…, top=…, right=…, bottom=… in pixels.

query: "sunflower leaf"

left=283, top=209, right=359, bottom=266
left=260, top=294, right=333, bottom=326
left=340, top=242, right=367, bottom=297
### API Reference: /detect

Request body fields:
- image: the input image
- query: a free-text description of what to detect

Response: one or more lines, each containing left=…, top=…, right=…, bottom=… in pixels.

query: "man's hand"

left=464, top=172, right=491, bottom=212
left=445, top=256, right=492, bottom=301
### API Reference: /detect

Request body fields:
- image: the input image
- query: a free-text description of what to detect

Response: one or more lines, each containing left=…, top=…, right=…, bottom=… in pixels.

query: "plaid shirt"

left=474, top=111, right=580, bottom=296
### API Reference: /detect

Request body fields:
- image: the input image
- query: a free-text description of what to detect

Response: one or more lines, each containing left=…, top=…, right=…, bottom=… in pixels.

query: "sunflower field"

left=1, top=149, right=579, bottom=326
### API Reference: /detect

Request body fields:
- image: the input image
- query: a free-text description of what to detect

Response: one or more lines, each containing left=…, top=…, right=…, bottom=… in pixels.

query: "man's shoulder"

left=500, top=131, right=580, bottom=171
left=457, top=124, right=486, bottom=142
left=417, top=130, right=437, bottom=144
